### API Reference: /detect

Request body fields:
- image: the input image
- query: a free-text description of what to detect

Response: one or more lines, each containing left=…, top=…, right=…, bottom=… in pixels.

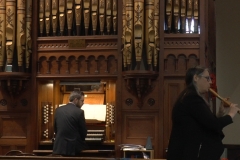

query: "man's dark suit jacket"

left=53, top=103, right=87, bottom=156
left=167, top=89, right=233, bottom=160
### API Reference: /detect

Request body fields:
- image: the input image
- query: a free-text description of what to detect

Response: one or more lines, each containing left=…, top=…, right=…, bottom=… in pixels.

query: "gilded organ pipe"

left=37, top=0, right=117, bottom=36
left=153, top=0, right=159, bottom=70
left=67, top=0, right=73, bottom=36
left=112, top=0, right=117, bottom=34
left=39, top=0, right=44, bottom=36
left=193, top=0, right=198, bottom=33
left=45, top=0, right=51, bottom=36
left=134, top=0, right=144, bottom=70
left=125, top=0, right=133, bottom=70
left=6, top=0, right=16, bottom=68
left=0, top=0, right=6, bottom=71
left=59, top=0, right=66, bottom=36
left=26, top=0, right=32, bottom=70
left=187, top=0, right=193, bottom=33
left=91, top=0, right=98, bottom=35
left=173, top=0, right=180, bottom=33
left=106, top=0, right=112, bottom=35
left=123, top=0, right=161, bottom=71
left=180, top=0, right=186, bottom=33
left=83, top=0, right=90, bottom=35
left=145, top=0, right=154, bottom=70
left=99, top=0, right=105, bottom=35
left=75, top=0, right=82, bottom=35
left=166, top=0, right=172, bottom=33
left=52, top=0, right=59, bottom=36
left=17, top=0, right=25, bottom=71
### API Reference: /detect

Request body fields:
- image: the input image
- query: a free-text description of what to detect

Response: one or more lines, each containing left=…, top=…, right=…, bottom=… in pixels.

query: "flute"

left=209, top=88, right=240, bottom=114
left=209, top=88, right=231, bottom=106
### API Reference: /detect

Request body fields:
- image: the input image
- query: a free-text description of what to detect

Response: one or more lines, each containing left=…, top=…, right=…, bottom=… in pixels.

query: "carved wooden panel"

left=122, top=112, right=158, bottom=147
left=0, top=146, right=11, bottom=155
left=0, top=144, right=27, bottom=155
left=37, top=36, right=118, bottom=77
left=163, top=34, right=200, bottom=75
left=0, top=114, right=28, bottom=154
left=163, top=78, right=185, bottom=154
left=121, top=80, right=160, bottom=110
left=0, top=115, right=28, bottom=138
left=0, top=81, right=32, bottom=110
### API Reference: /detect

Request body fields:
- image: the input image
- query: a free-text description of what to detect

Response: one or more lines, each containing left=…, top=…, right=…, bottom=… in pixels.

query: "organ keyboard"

left=85, top=130, right=105, bottom=142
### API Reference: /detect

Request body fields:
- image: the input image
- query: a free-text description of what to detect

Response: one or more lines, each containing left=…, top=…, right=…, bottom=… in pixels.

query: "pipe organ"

left=121, top=0, right=199, bottom=71
left=6, top=0, right=16, bottom=70
left=0, top=0, right=210, bottom=158
left=122, top=0, right=160, bottom=71
left=0, top=1, right=6, bottom=72
left=38, top=0, right=118, bottom=36
left=165, top=0, right=199, bottom=33
left=0, top=0, right=32, bottom=72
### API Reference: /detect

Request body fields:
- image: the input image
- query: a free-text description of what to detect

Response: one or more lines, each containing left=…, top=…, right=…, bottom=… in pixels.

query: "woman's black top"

left=167, top=88, right=232, bottom=160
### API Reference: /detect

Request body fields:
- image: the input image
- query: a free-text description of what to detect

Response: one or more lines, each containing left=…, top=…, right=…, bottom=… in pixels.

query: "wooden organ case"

left=36, top=0, right=118, bottom=155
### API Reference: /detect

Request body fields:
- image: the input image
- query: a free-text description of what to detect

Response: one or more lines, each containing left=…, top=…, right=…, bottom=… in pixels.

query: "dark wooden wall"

left=0, top=0, right=222, bottom=159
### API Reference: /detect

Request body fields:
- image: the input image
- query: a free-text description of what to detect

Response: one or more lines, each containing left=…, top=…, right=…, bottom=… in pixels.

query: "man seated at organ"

left=53, top=90, right=87, bottom=156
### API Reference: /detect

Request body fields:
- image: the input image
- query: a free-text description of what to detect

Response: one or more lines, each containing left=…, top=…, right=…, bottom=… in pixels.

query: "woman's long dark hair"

left=178, top=66, right=210, bottom=105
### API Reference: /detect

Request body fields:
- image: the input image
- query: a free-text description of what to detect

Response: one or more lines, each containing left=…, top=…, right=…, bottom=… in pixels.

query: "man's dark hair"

left=69, top=91, right=84, bottom=102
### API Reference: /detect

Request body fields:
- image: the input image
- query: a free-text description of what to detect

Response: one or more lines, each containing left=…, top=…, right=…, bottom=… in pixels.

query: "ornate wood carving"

left=163, top=34, right=200, bottom=74
left=0, top=73, right=30, bottom=107
left=123, top=71, right=158, bottom=108
left=37, top=36, right=118, bottom=77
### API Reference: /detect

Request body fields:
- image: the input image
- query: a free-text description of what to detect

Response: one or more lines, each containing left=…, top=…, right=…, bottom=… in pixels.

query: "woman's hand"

left=217, top=98, right=229, bottom=117
left=228, top=103, right=240, bottom=119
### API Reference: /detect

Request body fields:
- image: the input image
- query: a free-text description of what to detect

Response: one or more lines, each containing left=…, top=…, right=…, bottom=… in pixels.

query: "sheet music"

left=81, top=104, right=106, bottom=121
left=119, top=144, right=146, bottom=150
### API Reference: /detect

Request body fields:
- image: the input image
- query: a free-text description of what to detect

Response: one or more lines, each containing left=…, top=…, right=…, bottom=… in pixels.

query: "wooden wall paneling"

left=0, top=144, right=28, bottom=156
left=199, top=0, right=206, bottom=66
left=162, top=34, right=201, bottom=158
left=59, top=57, right=68, bottom=74
left=0, top=146, right=11, bottom=155
left=122, top=112, right=158, bottom=145
left=30, top=0, right=38, bottom=153
left=0, top=79, right=32, bottom=155
left=49, top=57, right=58, bottom=74
left=162, top=78, right=185, bottom=156
left=0, top=114, right=29, bottom=154
left=88, top=56, right=97, bottom=74
left=37, top=36, right=118, bottom=77
left=206, top=0, right=216, bottom=70
left=39, top=57, right=48, bottom=74
left=115, top=0, right=123, bottom=157
left=68, top=56, right=77, bottom=74
left=158, top=0, right=165, bottom=158
left=98, top=56, right=106, bottom=74
left=120, top=79, right=160, bottom=158
left=105, top=80, right=116, bottom=105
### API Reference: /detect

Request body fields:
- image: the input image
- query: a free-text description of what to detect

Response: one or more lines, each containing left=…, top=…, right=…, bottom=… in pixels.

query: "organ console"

left=38, top=80, right=116, bottom=155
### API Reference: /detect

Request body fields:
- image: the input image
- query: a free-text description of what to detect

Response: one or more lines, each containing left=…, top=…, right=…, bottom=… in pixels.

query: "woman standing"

left=167, top=66, right=240, bottom=160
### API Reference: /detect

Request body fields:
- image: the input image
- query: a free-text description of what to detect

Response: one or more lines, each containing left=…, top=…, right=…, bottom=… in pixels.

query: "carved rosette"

left=123, top=70, right=158, bottom=108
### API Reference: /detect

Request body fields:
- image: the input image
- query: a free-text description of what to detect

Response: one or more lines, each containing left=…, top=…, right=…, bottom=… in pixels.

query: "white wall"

left=216, top=0, right=240, bottom=144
